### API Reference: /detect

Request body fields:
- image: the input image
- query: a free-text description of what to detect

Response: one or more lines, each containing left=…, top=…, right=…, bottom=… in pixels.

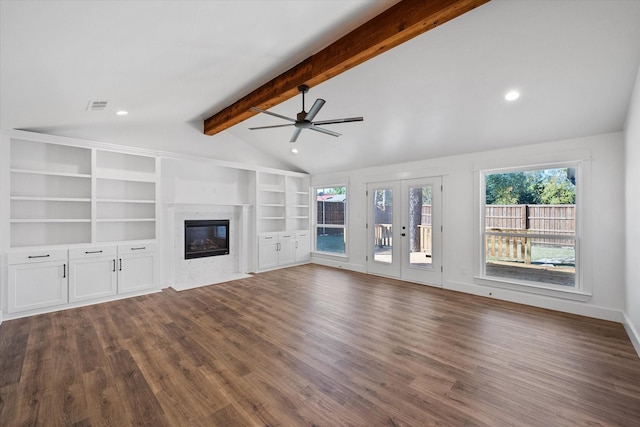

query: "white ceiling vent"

left=86, top=100, right=108, bottom=111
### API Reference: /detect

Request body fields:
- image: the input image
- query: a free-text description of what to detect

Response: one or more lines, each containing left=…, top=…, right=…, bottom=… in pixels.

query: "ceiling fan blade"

left=309, top=125, right=341, bottom=137
left=248, top=123, right=295, bottom=130
left=305, top=99, right=326, bottom=121
left=312, top=116, right=364, bottom=125
left=250, top=106, right=296, bottom=123
left=290, top=128, right=303, bottom=143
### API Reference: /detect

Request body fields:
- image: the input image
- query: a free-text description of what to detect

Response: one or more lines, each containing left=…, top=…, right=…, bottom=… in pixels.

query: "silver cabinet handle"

left=28, top=254, right=50, bottom=259
left=130, top=247, right=146, bottom=251
left=85, top=250, right=103, bottom=254
left=63, top=263, right=66, bottom=278
left=113, top=259, right=116, bottom=272
left=119, top=259, right=122, bottom=271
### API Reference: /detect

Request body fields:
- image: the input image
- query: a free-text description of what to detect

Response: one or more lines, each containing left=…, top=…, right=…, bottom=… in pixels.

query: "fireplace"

left=184, top=219, right=230, bottom=259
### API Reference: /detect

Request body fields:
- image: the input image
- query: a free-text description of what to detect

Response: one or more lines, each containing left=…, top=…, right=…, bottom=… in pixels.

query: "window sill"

left=474, top=275, right=592, bottom=302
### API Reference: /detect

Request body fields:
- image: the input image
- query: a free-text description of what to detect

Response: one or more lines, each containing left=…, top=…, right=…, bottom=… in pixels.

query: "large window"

left=315, top=186, right=347, bottom=255
left=481, top=165, right=579, bottom=289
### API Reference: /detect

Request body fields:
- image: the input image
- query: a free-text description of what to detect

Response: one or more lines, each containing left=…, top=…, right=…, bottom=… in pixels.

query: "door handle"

left=63, top=263, right=66, bottom=278
left=401, top=233, right=406, bottom=237
left=113, top=259, right=116, bottom=272
left=119, top=259, right=122, bottom=271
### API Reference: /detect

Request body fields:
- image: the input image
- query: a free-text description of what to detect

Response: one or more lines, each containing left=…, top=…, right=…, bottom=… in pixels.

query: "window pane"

left=317, top=187, right=346, bottom=225
left=315, top=186, right=347, bottom=254
left=484, top=167, right=577, bottom=287
left=316, top=227, right=345, bottom=254
left=408, top=185, right=432, bottom=269
left=373, top=188, right=393, bottom=263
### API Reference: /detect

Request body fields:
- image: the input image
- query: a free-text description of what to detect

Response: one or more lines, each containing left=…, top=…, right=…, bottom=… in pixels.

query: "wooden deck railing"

left=485, top=229, right=531, bottom=264
left=373, top=224, right=432, bottom=255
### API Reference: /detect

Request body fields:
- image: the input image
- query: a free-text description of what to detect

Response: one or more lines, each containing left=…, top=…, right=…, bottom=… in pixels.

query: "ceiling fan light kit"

left=249, top=84, right=363, bottom=143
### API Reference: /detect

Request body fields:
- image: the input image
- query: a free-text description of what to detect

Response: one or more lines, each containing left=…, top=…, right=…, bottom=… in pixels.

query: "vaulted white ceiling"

left=2, top=1, right=639, bottom=175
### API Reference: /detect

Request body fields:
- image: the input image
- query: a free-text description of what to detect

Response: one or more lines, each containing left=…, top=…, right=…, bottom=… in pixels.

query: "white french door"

left=367, top=177, right=442, bottom=287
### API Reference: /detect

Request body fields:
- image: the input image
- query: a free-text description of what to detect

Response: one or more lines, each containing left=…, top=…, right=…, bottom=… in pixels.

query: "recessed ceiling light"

left=291, top=148, right=299, bottom=154
left=505, top=90, right=520, bottom=101
left=115, top=110, right=129, bottom=116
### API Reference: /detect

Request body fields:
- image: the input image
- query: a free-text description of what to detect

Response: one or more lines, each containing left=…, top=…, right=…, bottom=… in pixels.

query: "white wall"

left=624, top=66, right=640, bottom=353
left=312, top=132, right=626, bottom=322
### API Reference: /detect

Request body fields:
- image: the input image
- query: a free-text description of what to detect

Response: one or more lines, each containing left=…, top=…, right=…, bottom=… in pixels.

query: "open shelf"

left=7, top=135, right=158, bottom=247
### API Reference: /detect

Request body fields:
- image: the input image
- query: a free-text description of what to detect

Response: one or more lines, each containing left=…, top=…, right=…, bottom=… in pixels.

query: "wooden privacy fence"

left=485, top=204, right=575, bottom=263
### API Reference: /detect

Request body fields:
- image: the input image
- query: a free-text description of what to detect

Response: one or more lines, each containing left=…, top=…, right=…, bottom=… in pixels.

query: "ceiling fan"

left=248, top=84, right=363, bottom=143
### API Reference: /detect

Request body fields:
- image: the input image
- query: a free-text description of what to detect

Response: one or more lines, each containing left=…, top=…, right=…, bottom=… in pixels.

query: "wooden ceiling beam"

left=203, top=0, right=490, bottom=136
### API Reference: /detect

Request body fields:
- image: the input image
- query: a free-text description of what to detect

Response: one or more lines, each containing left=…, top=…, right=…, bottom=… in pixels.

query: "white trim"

left=310, top=258, right=365, bottom=273
left=447, top=279, right=621, bottom=322
left=623, top=312, right=640, bottom=358
left=474, top=159, right=594, bottom=299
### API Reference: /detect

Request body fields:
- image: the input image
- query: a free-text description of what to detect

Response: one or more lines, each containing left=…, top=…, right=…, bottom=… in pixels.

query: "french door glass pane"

left=408, top=186, right=432, bottom=269
left=373, top=188, right=392, bottom=263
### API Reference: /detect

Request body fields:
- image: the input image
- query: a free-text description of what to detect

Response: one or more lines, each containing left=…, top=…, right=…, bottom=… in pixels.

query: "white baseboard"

left=623, top=312, right=640, bottom=358
left=171, top=273, right=252, bottom=291
left=310, top=257, right=366, bottom=273
left=446, top=280, right=623, bottom=322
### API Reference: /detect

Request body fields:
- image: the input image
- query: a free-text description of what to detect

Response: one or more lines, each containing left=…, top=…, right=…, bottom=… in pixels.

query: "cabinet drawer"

left=259, top=234, right=278, bottom=243
left=69, top=245, right=117, bottom=260
left=8, top=248, right=68, bottom=265
left=118, top=242, right=156, bottom=254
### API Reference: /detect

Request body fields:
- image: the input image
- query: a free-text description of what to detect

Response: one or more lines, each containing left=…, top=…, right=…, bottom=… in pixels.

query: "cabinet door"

left=117, top=252, right=157, bottom=294
left=69, top=257, right=117, bottom=302
left=258, top=235, right=279, bottom=270
left=278, top=233, right=296, bottom=265
left=8, top=261, right=68, bottom=313
left=295, top=232, right=311, bottom=263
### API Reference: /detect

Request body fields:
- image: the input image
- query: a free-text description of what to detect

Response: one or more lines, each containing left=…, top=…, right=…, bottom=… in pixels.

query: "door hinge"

left=441, top=184, right=443, bottom=192
left=366, top=255, right=368, bottom=261
left=366, top=223, right=368, bottom=229
left=366, top=190, right=369, bottom=197
left=441, top=266, right=443, bottom=272
left=441, top=225, right=443, bottom=232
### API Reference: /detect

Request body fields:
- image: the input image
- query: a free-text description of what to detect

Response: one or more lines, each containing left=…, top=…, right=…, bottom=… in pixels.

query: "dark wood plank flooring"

left=1, top=264, right=640, bottom=426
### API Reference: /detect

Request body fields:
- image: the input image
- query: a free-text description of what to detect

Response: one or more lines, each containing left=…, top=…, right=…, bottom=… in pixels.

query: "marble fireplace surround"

left=166, top=204, right=252, bottom=291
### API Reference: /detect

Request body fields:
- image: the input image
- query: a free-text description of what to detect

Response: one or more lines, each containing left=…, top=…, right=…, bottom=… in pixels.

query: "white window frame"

left=313, top=185, right=348, bottom=258
left=474, top=161, right=592, bottom=301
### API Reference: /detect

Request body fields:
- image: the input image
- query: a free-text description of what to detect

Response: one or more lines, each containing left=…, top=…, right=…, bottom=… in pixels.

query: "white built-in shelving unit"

left=3, top=131, right=160, bottom=317
left=256, top=170, right=310, bottom=271
left=7, top=136, right=157, bottom=247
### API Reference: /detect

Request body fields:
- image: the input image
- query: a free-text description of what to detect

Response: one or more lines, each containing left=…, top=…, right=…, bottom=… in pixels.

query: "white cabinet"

left=295, top=230, right=311, bottom=263
left=258, top=234, right=279, bottom=270
left=69, top=246, right=117, bottom=302
left=278, top=232, right=296, bottom=265
left=258, top=232, right=307, bottom=270
left=117, top=243, right=157, bottom=294
left=7, top=249, right=68, bottom=313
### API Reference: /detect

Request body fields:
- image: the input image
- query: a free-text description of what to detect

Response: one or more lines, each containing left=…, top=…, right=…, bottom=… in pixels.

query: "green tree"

left=486, top=168, right=575, bottom=205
